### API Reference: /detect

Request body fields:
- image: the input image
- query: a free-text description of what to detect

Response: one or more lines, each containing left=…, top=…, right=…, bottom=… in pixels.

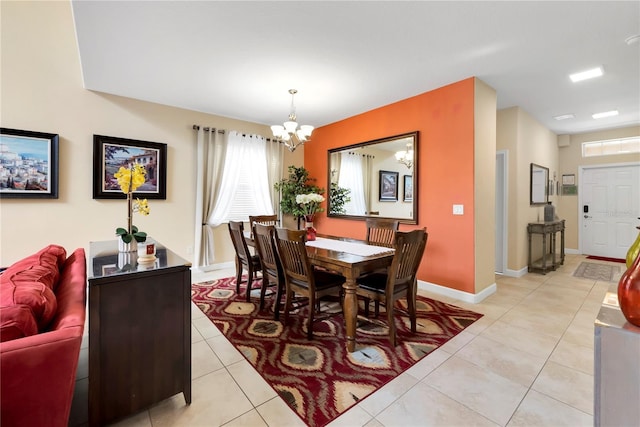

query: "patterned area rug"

left=573, top=261, right=621, bottom=281
left=191, top=276, right=483, bottom=427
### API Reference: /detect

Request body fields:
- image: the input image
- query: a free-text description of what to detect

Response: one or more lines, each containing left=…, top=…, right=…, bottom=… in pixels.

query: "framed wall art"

left=93, top=134, right=167, bottom=199
left=403, top=175, right=413, bottom=202
left=0, top=127, right=59, bottom=199
left=379, top=170, right=398, bottom=201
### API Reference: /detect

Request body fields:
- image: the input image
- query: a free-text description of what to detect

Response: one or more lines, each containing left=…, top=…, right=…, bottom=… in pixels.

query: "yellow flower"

left=114, top=164, right=147, bottom=194
left=134, top=198, right=150, bottom=216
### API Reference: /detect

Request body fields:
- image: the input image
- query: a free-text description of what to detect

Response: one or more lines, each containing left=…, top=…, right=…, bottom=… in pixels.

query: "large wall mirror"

left=327, top=131, right=418, bottom=224
left=530, top=163, right=549, bottom=205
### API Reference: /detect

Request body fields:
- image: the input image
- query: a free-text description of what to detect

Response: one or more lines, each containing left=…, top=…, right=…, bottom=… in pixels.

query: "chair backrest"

left=273, top=228, right=315, bottom=289
left=365, top=218, right=400, bottom=248
left=228, top=221, right=252, bottom=264
left=388, top=228, right=428, bottom=291
left=253, top=223, right=282, bottom=280
left=249, top=215, right=278, bottom=236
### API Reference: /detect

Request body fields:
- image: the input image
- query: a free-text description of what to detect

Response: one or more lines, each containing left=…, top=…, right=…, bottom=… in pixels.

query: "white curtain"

left=362, top=154, right=374, bottom=213
left=339, top=152, right=367, bottom=215
left=194, top=128, right=227, bottom=268
left=208, top=132, right=273, bottom=225
left=265, top=138, right=285, bottom=218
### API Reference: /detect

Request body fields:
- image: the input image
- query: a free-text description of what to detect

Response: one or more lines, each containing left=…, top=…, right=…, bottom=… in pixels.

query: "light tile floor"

left=70, top=254, right=615, bottom=426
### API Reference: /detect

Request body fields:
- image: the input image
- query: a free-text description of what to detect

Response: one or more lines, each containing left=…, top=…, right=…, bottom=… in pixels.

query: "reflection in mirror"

left=530, top=163, right=549, bottom=205
left=328, top=131, right=418, bottom=224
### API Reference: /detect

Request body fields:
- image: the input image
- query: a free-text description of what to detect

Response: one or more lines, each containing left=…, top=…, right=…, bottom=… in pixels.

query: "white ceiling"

left=71, top=1, right=640, bottom=136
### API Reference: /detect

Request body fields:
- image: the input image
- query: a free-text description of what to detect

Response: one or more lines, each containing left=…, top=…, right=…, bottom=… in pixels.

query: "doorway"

left=495, top=150, right=508, bottom=273
left=580, top=163, right=640, bottom=259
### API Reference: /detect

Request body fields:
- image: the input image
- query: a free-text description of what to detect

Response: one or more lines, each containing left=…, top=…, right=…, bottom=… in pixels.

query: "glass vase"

left=618, top=248, right=640, bottom=327
left=118, top=238, right=137, bottom=253
left=304, top=215, right=317, bottom=241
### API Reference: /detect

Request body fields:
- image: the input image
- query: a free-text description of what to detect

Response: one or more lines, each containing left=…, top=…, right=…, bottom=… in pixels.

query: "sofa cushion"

left=0, top=304, right=38, bottom=342
left=1, top=245, right=67, bottom=291
left=0, top=282, right=57, bottom=331
left=0, top=245, right=66, bottom=334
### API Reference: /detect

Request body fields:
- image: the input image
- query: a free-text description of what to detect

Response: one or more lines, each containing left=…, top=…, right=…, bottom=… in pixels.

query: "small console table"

left=527, top=219, right=565, bottom=274
left=87, top=240, right=192, bottom=426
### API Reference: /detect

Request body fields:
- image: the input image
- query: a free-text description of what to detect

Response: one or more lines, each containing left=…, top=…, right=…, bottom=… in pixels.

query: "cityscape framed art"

left=0, top=127, right=59, bottom=199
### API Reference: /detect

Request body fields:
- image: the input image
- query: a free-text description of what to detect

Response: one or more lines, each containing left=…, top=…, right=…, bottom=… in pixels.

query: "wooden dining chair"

left=274, top=228, right=346, bottom=340
left=356, top=228, right=428, bottom=346
left=365, top=218, right=400, bottom=248
left=249, top=215, right=278, bottom=237
left=252, top=223, right=284, bottom=318
left=228, top=221, right=262, bottom=301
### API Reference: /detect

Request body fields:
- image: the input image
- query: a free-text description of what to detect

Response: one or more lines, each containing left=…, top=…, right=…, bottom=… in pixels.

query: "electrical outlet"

left=187, top=245, right=193, bottom=255
left=453, top=204, right=464, bottom=215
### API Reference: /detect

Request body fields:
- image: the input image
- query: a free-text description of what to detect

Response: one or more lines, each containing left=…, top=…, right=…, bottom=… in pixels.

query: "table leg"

left=342, top=278, right=357, bottom=352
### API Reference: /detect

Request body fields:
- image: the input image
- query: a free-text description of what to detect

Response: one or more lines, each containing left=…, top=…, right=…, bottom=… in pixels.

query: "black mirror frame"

left=327, top=131, right=419, bottom=224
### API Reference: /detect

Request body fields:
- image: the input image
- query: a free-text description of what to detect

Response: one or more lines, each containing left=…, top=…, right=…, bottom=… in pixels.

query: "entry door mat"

left=191, top=276, right=483, bottom=427
left=586, top=255, right=626, bottom=264
left=573, top=261, right=621, bottom=281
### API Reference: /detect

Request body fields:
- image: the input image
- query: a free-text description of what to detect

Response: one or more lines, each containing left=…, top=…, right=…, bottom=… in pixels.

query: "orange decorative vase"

left=618, top=249, right=640, bottom=327
left=304, top=215, right=317, bottom=241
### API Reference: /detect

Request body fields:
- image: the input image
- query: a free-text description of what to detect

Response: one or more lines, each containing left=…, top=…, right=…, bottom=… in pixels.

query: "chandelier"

left=395, top=142, right=414, bottom=169
left=271, top=89, right=314, bottom=152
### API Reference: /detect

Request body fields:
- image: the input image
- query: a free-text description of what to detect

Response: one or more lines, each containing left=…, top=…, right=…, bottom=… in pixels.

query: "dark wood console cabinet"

left=527, top=220, right=565, bottom=274
left=88, top=240, right=191, bottom=426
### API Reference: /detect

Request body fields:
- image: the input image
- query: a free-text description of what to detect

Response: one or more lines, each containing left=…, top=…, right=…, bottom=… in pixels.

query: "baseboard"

left=191, top=261, right=234, bottom=273
left=417, top=280, right=497, bottom=304
left=565, top=248, right=580, bottom=255
left=500, top=266, right=528, bottom=278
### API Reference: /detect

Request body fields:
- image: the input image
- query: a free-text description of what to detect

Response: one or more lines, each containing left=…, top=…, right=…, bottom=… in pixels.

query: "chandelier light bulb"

left=271, top=89, right=313, bottom=152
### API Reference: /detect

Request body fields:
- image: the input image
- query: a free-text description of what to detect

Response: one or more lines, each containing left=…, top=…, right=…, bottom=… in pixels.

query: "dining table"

left=244, top=230, right=395, bottom=352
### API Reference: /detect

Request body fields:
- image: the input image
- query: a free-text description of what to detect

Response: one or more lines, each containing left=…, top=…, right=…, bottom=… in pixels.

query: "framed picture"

left=562, top=174, right=575, bottom=186
left=379, top=170, right=399, bottom=201
left=93, top=134, right=167, bottom=199
left=0, top=127, right=59, bottom=199
left=403, top=175, right=413, bottom=202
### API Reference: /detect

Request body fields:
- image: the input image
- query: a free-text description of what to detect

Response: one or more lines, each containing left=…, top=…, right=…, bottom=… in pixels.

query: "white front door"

left=581, top=164, right=640, bottom=258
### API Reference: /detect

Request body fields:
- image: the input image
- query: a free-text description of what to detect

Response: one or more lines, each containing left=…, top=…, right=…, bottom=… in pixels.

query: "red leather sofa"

left=0, top=245, right=87, bottom=427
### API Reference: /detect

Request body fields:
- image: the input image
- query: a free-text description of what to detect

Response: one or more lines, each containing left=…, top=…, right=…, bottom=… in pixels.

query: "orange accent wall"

left=305, top=78, right=476, bottom=293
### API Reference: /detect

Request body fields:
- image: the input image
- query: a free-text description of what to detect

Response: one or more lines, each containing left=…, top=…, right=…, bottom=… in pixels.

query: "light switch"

left=453, top=204, right=464, bottom=215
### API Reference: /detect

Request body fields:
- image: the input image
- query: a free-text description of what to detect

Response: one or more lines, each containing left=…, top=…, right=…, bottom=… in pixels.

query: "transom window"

left=582, top=137, right=640, bottom=157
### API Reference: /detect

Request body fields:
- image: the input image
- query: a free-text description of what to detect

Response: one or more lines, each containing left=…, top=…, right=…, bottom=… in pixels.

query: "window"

left=207, top=132, right=274, bottom=226
left=582, top=137, right=640, bottom=157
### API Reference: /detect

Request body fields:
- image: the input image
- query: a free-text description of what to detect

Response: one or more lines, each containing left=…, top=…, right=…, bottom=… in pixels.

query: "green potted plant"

left=329, top=182, right=351, bottom=215
left=274, top=165, right=324, bottom=227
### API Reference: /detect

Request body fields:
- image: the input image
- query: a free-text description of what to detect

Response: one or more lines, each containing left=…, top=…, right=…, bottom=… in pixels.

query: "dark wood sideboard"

left=88, top=240, right=192, bottom=426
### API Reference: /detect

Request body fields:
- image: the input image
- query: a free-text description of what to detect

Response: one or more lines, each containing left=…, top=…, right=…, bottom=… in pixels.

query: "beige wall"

left=474, top=79, right=497, bottom=292
left=0, top=1, right=300, bottom=266
left=497, top=107, right=559, bottom=272
left=557, top=126, right=640, bottom=251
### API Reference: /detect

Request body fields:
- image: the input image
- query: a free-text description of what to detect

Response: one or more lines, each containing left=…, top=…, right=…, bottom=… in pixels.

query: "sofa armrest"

left=1, top=329, right=83, bottom=427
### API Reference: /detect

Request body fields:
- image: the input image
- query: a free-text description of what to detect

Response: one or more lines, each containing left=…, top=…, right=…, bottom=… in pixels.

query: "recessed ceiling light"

left=592, top=110, right=619, bottom=119
left=570, top=67, right=603, bottom=82
left=554, top=114, right=575, bottom=121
